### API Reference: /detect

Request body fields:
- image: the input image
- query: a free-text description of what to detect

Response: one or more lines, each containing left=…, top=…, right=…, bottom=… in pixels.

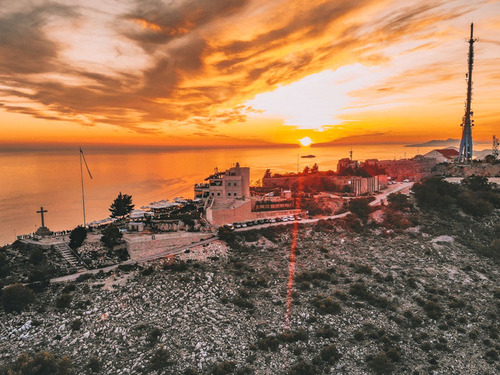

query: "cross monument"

left=37, top=206, right=48, bottom=227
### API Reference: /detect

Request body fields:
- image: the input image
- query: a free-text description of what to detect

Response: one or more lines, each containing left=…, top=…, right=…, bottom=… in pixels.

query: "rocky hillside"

left=0, top=205, right=499, bottom=374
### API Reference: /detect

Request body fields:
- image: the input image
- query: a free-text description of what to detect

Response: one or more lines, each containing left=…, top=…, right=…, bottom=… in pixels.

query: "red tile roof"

left=436, top=149, right=459, bottom=159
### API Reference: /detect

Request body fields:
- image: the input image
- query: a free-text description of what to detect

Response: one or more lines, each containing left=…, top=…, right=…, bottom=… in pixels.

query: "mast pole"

left=80, top=147, right=86, bottom=227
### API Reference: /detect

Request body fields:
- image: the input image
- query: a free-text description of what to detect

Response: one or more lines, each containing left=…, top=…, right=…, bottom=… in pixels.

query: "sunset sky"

left=1, top=0, right=499, bottom=149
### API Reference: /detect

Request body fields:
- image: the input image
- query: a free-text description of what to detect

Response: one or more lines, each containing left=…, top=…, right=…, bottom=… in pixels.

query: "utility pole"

left=493, top=135, right=499, bottom=159
left=458, top=23, right=477, bottom=163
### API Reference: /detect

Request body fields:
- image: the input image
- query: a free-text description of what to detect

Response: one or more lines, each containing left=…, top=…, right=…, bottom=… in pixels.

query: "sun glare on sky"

left=299, top=137, right=312, bottom=147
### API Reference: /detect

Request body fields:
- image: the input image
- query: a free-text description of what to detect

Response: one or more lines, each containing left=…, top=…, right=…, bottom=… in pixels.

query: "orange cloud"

left=0, top=0, right=499, bottom=147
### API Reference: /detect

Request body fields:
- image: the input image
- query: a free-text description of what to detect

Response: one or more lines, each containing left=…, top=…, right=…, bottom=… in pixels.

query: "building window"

left=211, top=193, right=214, bottom=196
left=217, top=193, right=220, bottom=196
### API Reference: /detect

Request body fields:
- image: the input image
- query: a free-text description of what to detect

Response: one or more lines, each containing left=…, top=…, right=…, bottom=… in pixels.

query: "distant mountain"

left=474, top=149, right=494, bottom=159
left=405, top=138, right=459, bottom=148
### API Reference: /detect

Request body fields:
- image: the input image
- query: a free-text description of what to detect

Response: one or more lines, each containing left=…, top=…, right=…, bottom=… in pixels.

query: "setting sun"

left=299, top=137, right=312, bottom=147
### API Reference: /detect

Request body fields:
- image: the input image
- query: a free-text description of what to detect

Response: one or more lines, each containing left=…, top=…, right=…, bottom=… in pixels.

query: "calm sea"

left=0, top=144, right=426, bottom=245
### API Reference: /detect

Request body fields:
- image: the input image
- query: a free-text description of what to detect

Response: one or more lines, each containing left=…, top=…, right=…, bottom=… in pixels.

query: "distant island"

left=301, top=154, right=315, bottom=158
left=405, top=138, right=459, bottom=148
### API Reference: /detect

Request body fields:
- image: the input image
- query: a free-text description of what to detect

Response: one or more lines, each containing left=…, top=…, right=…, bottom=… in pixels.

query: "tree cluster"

left=100, top=224, right=123, bottom=249
left=0, top=351, right=72, bottom=375
left=1, top=283, right=34, bottom=313
left=412, top=175, right=499, bottom=216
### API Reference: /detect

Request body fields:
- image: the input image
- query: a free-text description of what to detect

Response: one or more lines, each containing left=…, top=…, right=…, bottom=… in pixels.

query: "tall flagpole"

left=80, top=147, right=86, bottom=227
left=79, top=147, right=93, bottom=227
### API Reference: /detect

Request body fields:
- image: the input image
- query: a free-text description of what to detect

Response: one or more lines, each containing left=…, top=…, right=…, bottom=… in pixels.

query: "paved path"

left=51, top=237, right=217, bottom=283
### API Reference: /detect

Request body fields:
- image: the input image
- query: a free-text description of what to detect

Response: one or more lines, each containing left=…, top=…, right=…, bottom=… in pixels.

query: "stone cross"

left=37, top=206, right=48, bottom=227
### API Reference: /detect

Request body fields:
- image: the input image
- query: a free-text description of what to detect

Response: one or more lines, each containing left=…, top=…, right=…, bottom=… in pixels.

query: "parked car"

left=234, top=223, right=241, bottom=228
left=241, top=223, right=247, bottom=228
left=275, top=217, right=282, bottom=222
left=269, top=218, right=276, bottom=223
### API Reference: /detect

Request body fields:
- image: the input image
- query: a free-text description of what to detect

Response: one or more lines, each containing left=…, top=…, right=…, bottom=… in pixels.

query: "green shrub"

left=88, top=356, right=101, bottom=373
left=70, top=320, right=82, bottom=331
left=69, top=226, right=87, bottom=250
left=310, top=295, right=341, bottom=315
left=148, top=328, right=162, bottom=343
left=56, top=293, right=72, bottom=309
left=366, top=351, right=394, bottom=374
left=316, top=326, right=336, bottom=338
left=288, top=361, right=316, bottom=375
left=0, top=351, right=72, bottom=375
left=412, top=177, right=458, bottom=212
left=257, top=335, right=280, bottom=351
left=29, top=248, right=45, bottom=265
left=28, top=264, right=55, bottom=283
left=423, top=300, right=442, bottom=319
left=344, top=214, right=363, bottom=232
left=320, top=344, right=341, bottom=363
left=349, top=198, right=371, bottom=223
left=211, top=361, right=236, bottom=375
left=0, top=251, right=10, bottom=278
left=100, top=224, right=123, bottom=249
left=149, top=347, right=171, bottom=371
left=1, top=284, right=34, bottom=313
left=457, top=191, right=493, bottom=216
left=387, top=193, right=412, bottom=211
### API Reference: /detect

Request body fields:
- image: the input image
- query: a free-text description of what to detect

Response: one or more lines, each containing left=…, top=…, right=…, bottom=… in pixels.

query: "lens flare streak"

left=284, top=177, right=303, bottom=330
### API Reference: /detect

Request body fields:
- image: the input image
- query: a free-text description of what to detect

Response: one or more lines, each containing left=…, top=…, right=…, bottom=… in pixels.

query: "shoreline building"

left=195, top=163, right=301, bottom=227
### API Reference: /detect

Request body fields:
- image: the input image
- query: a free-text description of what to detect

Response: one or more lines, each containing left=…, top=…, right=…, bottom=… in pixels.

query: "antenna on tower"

left=493, top=135, right=499, bottom=159
left=349, top=146, right=353, bottom=161
left=458, top=23, right=477, bottom=163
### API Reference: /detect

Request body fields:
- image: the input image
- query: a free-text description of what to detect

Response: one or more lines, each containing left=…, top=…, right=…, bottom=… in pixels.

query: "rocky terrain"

left=0, top=203, right=499, bottom=374
left=434, top=161, right=500, bottom=177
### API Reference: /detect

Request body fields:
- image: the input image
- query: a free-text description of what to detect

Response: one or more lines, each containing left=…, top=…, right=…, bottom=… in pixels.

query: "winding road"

left=50, top=182, right=413, bottom=283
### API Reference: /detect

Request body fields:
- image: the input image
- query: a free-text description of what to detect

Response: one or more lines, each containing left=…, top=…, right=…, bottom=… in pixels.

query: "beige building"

left=195, top=163, right=250, bottom=203
left=349, top=175, right=387, bottom=196
left=195, top=163, right=301, bottom=227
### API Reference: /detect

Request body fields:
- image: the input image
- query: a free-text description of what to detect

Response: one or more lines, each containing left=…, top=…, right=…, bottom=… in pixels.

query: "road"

left=234, top=182, right=414, bottom=232
left=51, top=183, right=413, bottom=283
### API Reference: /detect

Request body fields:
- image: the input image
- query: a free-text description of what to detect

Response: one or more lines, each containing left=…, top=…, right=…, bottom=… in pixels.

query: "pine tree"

left=100, top=224, right=123, bottom=249
left=109, top=192, right=134, bottom=218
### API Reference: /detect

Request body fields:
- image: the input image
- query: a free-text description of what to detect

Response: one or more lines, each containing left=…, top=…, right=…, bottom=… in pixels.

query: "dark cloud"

left=221, top=1, right=369, bottom=57
left=123, top=0, right=250, bottom=51
left=0, top=3, right=78, bottom=74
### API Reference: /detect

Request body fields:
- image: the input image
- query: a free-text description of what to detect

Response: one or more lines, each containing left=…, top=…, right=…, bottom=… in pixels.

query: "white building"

left=423, top=148, right=459, bottom=163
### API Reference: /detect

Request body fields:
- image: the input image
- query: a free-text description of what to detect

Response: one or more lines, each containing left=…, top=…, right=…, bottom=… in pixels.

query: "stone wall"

left=125, top=232, right=213, bottom=260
